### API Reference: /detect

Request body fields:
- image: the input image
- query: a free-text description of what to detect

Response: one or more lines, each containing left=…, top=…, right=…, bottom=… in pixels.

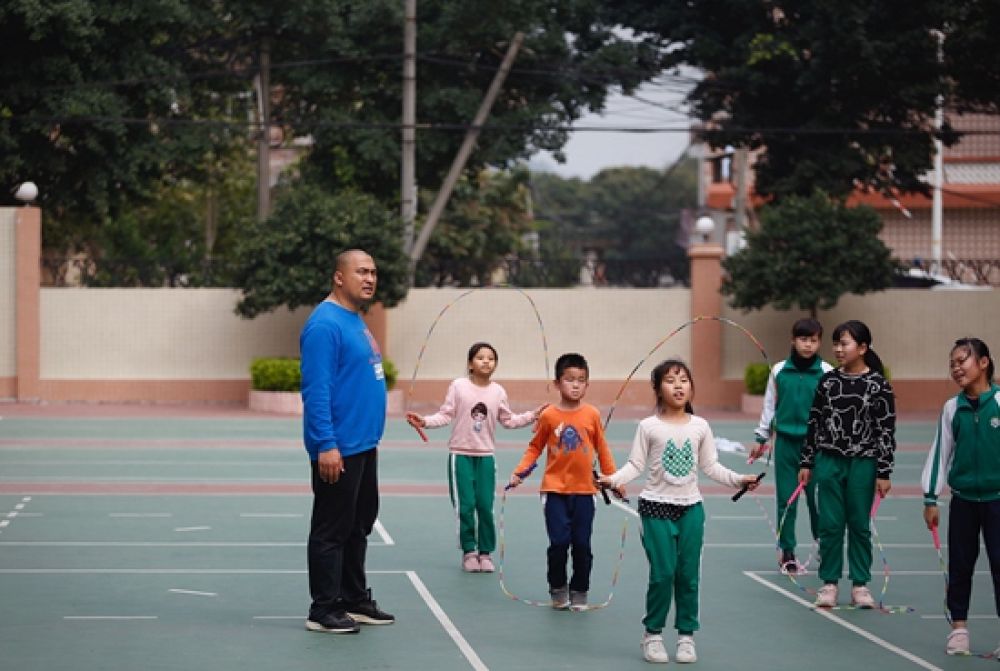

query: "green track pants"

left=814, top=451, right=877, bottom=585
left=640, top=502, right=705, bottom=634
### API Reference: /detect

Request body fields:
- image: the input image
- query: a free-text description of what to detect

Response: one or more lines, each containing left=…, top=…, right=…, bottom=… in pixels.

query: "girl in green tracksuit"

left=799, top=320, right=896, bottom=610
left=922, top=337, right=1000, bottom=656
left=752, top=318, right=832, bottom=573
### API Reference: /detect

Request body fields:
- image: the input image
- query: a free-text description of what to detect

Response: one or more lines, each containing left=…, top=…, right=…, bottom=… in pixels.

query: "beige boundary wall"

left=4, top=207, right=999, bottom=411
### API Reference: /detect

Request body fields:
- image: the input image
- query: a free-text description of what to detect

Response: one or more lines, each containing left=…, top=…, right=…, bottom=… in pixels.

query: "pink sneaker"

left=478, top=554, right=495, bottom=572
left=462, top=552, right=480, bottom=572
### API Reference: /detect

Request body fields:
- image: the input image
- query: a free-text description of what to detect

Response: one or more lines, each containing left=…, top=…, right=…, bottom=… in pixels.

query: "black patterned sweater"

left=800, top=369, right=897, bottom=479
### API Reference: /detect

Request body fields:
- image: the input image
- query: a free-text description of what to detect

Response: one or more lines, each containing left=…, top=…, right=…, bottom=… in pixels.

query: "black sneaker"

left=305, top=611, right=360, bottom=634
left=345, top=589, right=395, bottom=625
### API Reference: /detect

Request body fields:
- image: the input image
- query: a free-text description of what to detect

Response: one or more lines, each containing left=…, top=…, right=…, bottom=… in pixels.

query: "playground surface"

left=1, top=402, right=989, bottom=671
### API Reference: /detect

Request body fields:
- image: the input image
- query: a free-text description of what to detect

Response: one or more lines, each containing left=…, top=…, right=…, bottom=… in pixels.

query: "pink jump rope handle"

left=786, top=481, right=805, bottom=507
left=870, top=492, right=883, bottom=519
left=931, top=525, right=942, bottom=551
left=747, top=442, right=768, bottom=465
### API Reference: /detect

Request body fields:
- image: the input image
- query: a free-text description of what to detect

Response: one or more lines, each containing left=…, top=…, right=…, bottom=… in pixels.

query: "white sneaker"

left=946, top=628, right=970, bottom=655
left=814, top=583, right=838, bottom=608
left=676, top=635, right=697, bottom=663
left=641, top=632, right=669, bottom=664
left=850, top=585, right=876, bottom=609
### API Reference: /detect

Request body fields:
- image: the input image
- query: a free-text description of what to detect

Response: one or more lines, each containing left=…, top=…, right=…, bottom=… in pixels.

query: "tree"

left=721, top=191, right=896, bottom=316
left=610, top=1, right=954, bottom=202
left=280, top=0, right=665, bottom=201
left=530, top=159, right=698, bottom=285
left=231, top=182, right=408, bottom=317
left=413, top=168, right=535, bottom=287
left=946, top=1, right=1000, bottom=112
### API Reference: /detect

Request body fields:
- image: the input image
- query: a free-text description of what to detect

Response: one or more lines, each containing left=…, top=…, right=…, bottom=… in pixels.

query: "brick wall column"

left=15, top=206, right=41, bottom=401
left=688, top=243, right=725, bottom=407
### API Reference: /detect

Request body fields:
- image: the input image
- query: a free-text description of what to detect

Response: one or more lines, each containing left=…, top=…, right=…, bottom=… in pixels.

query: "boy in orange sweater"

left=509, top=352, right=621, bottom=611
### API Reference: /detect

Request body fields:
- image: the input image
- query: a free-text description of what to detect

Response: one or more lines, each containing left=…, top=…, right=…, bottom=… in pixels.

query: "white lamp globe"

left=694, top=216, right=715, bottom=241
left=14, top=182, right=38, bottom=203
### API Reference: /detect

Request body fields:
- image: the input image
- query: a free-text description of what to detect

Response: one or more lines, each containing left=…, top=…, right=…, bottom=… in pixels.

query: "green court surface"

left=0, top=411, right=995, bottom=670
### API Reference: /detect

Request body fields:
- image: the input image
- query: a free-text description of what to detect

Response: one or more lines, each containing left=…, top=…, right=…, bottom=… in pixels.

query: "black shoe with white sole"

left=305, top=611, right=361, bottom=634
left=345, top=589, right=395, bottom=625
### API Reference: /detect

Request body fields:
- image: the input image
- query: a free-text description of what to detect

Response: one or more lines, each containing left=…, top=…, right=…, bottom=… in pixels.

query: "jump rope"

left=406, top=298, right=911, bottom=615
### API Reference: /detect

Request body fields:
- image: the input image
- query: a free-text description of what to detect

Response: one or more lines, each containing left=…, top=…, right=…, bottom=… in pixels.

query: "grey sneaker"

left=946, top=627, right=970, bottom=655
left=641, top=632, right=669, bottom=663
left=569, top=590, right=587, bottom=612
left=814, top=583, right=838, bottom=608
left=549, top=585, right=570, bottom=610
left=676, top=635, right=697, bottom=663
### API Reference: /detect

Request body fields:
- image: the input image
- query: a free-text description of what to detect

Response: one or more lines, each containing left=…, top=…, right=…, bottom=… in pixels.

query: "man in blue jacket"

left=301, top=249, right=394, bottom=634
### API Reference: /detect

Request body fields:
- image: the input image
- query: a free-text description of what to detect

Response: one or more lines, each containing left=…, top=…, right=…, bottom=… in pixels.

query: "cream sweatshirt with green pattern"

left=606, top=414, right=744, bottom=505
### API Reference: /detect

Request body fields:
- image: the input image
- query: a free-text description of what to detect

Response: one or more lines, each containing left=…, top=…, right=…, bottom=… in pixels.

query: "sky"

left=528, top=74, right=697, bottom=180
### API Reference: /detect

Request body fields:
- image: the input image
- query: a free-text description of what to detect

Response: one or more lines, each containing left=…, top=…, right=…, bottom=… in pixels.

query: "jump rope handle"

left=592, top=470, right=612, bottom=505
left=747, top=442, right=770, bottom=465
left=870, top=492, right=883, bottom=519
left=931, top=524, right=942, bottom=551
left=732, top=472, right=766, bottom=502
left=412, top=424, right=429, bottom=442
left=505, top=462, right=538, bottom=491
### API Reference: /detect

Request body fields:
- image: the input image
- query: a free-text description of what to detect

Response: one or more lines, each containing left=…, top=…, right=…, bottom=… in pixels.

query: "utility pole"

left=731, top=147, right=749, bottom=233
left=931, top=29, right=945, bottom=269
left=401, top=0, right=417, bottom=253
left=409, top=32, right=525, bottom=271
left=256, top=36, right=272, bottom=222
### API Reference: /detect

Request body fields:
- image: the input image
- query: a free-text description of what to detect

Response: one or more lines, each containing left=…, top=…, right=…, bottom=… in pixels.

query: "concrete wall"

left=0, top=210, right=16, bottom=381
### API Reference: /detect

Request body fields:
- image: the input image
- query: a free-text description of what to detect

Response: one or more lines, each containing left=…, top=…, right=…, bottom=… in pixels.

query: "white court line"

left=169, top=588, right=217, bottom=597
left=252, top=616, right=301, bottom=620
left=711, top=515, right=766, bottom=520
left=922, top=614, right=995, bottom=619
left=0, top=569, right=310, bottom=574
left=239, top=513, right=303, bottom=518
left=64, top=616, right=158, bottom=620
left=0, top=496, right=31, bottom=534
left=0, top=541, right=386, bottom=547
left=753, top=569, right=990, bottom=576
left=0, top=520, right=9, bottom=528
left=374, top=519, right=395, bottom=546
left=406, top=571, right=487, bottom=671
left=744, top=571, right=942, bottom=671
left=174, top=526, right=211, bottom=532
left=15, top=503, right=25, bottom=510
left=111, top=513, right=172, bottom=518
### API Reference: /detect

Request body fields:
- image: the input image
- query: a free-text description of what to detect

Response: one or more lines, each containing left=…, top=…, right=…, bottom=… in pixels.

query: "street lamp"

left=695, top=216, right=715, bottom=243
left=14, top=181, right=38, bottom=204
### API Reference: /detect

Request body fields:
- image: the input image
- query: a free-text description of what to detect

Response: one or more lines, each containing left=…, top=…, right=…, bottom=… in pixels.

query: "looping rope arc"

left=405, top=286, right=551, bottom=416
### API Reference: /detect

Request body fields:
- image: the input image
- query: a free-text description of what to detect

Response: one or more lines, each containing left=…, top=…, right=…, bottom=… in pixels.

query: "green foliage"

left=414, top=168, right=535, bottom=287
left=250, top=356, right=397, bottom=391
left=744, top=362, right=770, bottom=395
left=608, top=0, right=957, bottom=201
left=382, top=358, right=398, bottom=391
left=250, top=358, right=301, bottom=391
left=721, top=191, right=897, bottom=315
left=530, top=159, right=698, bottom=285
left=232, top=181, right=409, bottom=317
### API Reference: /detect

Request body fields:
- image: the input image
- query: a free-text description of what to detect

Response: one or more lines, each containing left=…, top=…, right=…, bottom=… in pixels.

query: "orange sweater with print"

left=514, top=404, right=616, bottom=494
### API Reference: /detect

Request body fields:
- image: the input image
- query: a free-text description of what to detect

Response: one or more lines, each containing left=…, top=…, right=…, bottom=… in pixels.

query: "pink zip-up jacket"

left=421, top=377, right=537, bottom=456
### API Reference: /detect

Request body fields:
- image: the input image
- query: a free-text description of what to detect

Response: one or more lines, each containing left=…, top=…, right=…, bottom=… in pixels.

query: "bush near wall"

left=250, top=358, right=301, bottom=392
left=249, top=357, right=398, bottom=391
left=744, top=362, right=770, bottom=395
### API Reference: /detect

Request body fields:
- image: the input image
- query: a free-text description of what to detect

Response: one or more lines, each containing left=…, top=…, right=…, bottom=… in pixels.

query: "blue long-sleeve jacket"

left=299, top=301, right=386, bottom=460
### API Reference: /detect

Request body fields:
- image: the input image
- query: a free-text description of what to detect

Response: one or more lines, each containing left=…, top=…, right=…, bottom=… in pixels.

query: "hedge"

left=250, top=357, right=398, bottom=391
